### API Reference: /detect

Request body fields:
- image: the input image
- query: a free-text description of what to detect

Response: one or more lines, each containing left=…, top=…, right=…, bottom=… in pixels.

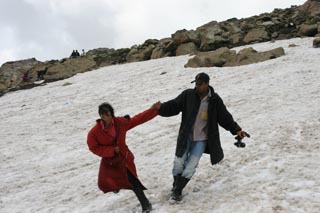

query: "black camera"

left=234, top=136, right=246, bottom=148
left=234, top=134, right=250, bottom=148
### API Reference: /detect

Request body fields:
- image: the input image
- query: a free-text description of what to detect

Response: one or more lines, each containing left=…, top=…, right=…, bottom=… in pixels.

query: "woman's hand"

left=114, top=146, right=119, bottom=154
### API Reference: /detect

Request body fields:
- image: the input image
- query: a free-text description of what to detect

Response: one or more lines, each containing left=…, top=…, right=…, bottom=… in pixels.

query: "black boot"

left=171, top=174, right=181, bottom=192
left=133, top=188, right=152, bottom=213
left=171, top=176, right=190, bottom=201
left=128, top=170, right=152, bottom=212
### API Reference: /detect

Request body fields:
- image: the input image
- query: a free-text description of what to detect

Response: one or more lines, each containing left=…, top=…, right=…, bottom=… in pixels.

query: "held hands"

left=151, top=101, right=161, bottom=110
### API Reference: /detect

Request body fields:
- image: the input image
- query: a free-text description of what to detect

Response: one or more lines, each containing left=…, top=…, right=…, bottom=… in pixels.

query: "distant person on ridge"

left=36, top=67, right=48, bottom=81
left=87, top=102, right=160, bottom=213
left=157, top=72, right=250, bottom=201
left=75, top=50, right=80, bottom=57
left=70, top=50, right=76, bottom=58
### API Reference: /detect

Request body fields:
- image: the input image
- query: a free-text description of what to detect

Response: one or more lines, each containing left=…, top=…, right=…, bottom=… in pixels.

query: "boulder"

left=0, top=58, right=41, bottom=94
left=176, top=42, right=198, bottom=56
left=151, top=38, right=175, bottom=59
left=126, top=39, right=159, bottom=62
left=243, top=28, right=270, bottom=43
left=196, top=21, right=229, bottom=51
left=220, top=20, right=242, bottom=34
left=298, top=24, right=318, bottom=36
left=313, top=37, right=320, bottom=47
left=229, top=33, right=244, bottom=45
left=199, top=34, right=229, bottom=51
left=298, top=0, right=320, bottom=17
left=87, top=48, right=130, bottom=66
left=171, top=29, right=199, bottom=46
left=184, top=47, right=236, bottom=68
left=224, top=47, right=285, bottom=67
left=184, top=56, right=207, bottom=68
left=219, top=20, right=244, bottom=46
left=288, top=43, right=299, bottom=48
left=143, top=39, right=159, bottom=46
left=126, top=44, right=156, bottom=62
left=185, top=46, right=285, bottom=68
left=151, top=47, right=168, bottom=59
left=43, top=57, right=96, bottom=81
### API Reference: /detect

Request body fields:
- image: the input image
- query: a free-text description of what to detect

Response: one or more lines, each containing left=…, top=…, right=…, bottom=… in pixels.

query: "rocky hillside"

left=1, top=0, right=319, bottom=96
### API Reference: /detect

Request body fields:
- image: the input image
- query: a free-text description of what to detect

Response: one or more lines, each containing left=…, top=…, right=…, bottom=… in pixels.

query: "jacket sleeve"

left=216, top=95, right=241, bottom=135
left=158, top=91, right=184, bottom=117
left=87, top=129, right=116, bottom=158
left=126, top=108, right=158, bottom=131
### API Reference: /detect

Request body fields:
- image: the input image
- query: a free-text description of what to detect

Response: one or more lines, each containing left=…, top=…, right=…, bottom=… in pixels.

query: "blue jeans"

left=172, top=139, right=207, bottom=179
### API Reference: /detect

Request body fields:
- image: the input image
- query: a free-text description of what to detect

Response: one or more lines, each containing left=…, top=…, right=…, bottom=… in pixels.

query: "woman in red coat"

left=87, top=102, right=160, bottom=213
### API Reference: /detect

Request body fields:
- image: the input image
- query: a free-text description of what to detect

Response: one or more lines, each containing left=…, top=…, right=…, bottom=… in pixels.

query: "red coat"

left=87, top=108, right=158, bottom=193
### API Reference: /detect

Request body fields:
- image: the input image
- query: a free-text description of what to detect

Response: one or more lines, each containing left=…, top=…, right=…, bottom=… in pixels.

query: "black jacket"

left=159, top=86, right=241, bottom=165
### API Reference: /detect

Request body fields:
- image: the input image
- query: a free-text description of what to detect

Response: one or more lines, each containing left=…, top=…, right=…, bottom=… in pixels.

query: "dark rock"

left=176, top=42, right=198, bottom=56
left=224, top=47, right=285, bottom=67
left=184, top=47, right=236, bottom=68
left=298, top=24, right=318, bottom=36
left=313, top=37, right=320, bottom=47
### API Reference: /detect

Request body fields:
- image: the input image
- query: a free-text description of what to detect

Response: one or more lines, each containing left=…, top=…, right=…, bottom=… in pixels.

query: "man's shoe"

left=171, top=190, right=182, bottom=201
left=170, top=176, right=189, bottom=201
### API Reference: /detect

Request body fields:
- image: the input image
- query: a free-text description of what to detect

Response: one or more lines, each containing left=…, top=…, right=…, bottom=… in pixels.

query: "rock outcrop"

left=0, top=58, right=41, bottom=93
left=126, top=39, right=158, bottom=63
left=185, top=48, right=236, bottom=68
left=87, top=48, right=130, bottom=67
left=150, top=38, right=176, bottom=59
left=184, top=46, right=285, bottom=68
left=224, top=47, right=285, bottom=67
left=1, top=0, right=319, bottom=96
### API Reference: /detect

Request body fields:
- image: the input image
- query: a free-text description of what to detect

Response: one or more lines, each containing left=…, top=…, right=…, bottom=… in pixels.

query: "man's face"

left=195, top=82, right=209, bottom=95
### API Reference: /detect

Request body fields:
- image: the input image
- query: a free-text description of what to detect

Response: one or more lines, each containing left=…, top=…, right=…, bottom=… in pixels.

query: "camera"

left=234, top=135, right=246, bottom=148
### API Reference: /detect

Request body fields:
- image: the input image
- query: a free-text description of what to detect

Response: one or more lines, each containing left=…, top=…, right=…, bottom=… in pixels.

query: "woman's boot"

left=133, top=187, right=152, bottom=213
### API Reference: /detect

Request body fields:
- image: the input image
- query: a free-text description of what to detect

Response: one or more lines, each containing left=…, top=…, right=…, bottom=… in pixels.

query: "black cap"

left=191, top=72, right=210, bottom=84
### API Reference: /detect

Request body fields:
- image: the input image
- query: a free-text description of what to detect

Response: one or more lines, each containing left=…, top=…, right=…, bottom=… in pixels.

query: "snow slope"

left=1, top=37, right=320, bottom=213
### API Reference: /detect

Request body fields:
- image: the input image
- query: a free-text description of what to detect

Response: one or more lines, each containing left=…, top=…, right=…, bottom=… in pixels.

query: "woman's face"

left=100, top=112, right=112, bottom=126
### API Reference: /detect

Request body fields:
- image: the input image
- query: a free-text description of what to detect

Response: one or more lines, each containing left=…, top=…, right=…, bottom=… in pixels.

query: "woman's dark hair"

left=98, top=102, right=115, bottom=117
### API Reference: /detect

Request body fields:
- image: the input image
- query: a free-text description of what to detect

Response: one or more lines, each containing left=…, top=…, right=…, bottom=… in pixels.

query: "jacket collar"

left=193, top=85, right=216, bottom=100
left=96, top=118, right=115, bottom=130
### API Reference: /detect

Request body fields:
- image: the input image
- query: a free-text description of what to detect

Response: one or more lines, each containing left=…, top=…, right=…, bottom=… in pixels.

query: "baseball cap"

left=191, top=72, right=210, bottom=84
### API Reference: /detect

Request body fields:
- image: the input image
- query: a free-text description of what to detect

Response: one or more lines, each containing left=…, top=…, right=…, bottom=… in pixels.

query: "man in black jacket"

left=158, top=72, right=249, bottom=201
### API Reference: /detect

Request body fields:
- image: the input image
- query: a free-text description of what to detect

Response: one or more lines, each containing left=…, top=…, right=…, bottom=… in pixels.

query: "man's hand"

left=114, top=146, right=120, bottom=154
left=236, top=130, right=250, bottom=139
left=151, top=101, right=161, bottom=110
